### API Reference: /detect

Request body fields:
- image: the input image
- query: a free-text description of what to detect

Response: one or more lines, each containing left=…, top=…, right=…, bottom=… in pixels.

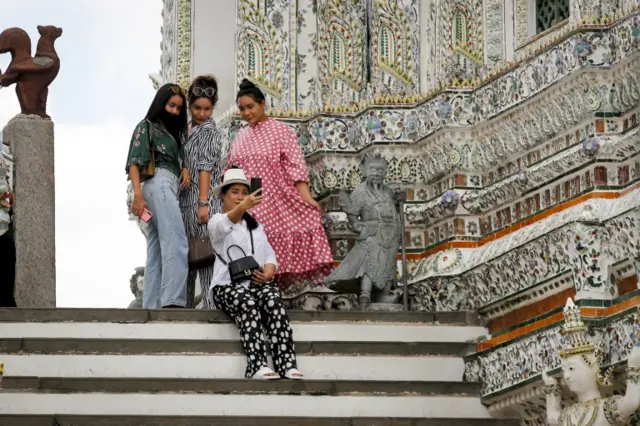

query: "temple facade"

left=154, top=0, right=640, bottom=424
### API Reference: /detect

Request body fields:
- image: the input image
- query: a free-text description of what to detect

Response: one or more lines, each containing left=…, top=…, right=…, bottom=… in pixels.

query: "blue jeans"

left=142, top=168, right=188, bottom=308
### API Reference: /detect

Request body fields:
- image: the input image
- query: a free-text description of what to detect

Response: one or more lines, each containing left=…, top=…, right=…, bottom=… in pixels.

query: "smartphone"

left=140, top=208, right=154, bottom=223
left=250, top=177, right=262, bottom=194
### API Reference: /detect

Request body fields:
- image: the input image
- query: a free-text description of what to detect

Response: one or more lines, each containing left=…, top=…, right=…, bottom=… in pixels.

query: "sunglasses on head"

left=170, top=85, right=185, bottom=96
left=193, top=86, right=216, bottom=98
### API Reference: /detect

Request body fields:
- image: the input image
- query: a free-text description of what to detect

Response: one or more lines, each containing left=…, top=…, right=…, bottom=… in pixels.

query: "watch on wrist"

left=198, top=201, right=208, bottom=207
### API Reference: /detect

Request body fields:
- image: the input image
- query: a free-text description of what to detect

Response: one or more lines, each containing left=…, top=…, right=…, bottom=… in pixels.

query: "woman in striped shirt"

left=180, top=75, right=225, bottom=308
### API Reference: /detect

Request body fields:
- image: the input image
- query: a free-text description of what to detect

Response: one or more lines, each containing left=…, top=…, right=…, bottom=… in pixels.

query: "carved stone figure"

left=0, top=25, right=62, bottom=118
left=542, top=298, right=640, bottom=426
left=127, top=265, right=205, bottom=309
left=148, top=73, right=164, bottom=91
left=324, top=154, right=402, bottom=310
left=128, top=267, right=144, bottom=309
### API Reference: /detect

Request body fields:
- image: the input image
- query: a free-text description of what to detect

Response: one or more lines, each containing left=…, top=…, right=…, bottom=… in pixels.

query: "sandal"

left=284, top=368, right=304, bottom=380
left=252, top=366, right=280, bottom=380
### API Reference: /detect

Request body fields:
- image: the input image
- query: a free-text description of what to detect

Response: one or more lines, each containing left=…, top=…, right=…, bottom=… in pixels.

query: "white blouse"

left=207, top=213, right=277, bottom=290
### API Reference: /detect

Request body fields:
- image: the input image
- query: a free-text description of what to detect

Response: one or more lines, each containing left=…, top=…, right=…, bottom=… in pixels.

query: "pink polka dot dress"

left=228, top=118, right=334, bottom=290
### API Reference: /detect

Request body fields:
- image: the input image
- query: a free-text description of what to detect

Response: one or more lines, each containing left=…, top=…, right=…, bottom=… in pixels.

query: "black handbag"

left=215, top=228, right=260, bottom=284
left=188, top=236, right=216, bottom=269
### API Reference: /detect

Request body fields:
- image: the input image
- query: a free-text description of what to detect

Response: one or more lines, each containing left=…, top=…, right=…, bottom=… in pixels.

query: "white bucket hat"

left=212, top=168, right=250, bottom=197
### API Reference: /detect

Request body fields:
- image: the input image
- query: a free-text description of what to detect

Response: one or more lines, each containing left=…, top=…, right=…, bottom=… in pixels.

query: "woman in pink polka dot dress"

left=227, top=79, right=334, bottom=292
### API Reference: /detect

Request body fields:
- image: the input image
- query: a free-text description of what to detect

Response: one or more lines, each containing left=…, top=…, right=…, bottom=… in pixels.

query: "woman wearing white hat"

left=207, top=167, right=304, bottom=380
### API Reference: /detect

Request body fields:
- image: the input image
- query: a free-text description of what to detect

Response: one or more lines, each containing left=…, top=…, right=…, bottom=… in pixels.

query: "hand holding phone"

left=140, top=208, right=154, bottom=223
left=250, top=177, right=262, bottom=194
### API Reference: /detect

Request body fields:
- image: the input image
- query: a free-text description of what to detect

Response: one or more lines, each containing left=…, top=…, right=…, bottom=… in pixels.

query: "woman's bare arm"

left=199, top=170, right=212, bottom=202
left=295, top=181, right=314, bottom=204
left=129, top=165, right=143, bottom=197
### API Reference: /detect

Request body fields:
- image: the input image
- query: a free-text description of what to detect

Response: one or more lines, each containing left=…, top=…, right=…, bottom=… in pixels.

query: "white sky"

left=0, top=0, right=162, bottom=307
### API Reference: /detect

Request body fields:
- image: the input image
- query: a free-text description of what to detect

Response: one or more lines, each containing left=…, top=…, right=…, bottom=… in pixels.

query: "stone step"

left=0, top=392, right=494, bottom=418
left=0, top=338, right=473, bottom=356
left=1, top=376, right=481, bottom=396
left=0, top=321, right=487, bottom=343
left=0, top=308, right=480, bottom=325
left=0, top=415, right=521, bottom=426
left=0, top=309, right=504, bottom=424
left=0, top=354, right=464, bottom=381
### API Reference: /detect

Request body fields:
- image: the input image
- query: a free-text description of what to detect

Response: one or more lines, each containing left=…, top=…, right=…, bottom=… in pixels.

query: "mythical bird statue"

left=0, top=25, right=62, bottom=118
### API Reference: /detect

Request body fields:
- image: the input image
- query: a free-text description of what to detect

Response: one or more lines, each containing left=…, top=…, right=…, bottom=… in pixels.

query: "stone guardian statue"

left=542, top=298, right=640, bottom=426
left=128, top=267, right=144, bottom=309
left=324, top=154, right=402, bottom=310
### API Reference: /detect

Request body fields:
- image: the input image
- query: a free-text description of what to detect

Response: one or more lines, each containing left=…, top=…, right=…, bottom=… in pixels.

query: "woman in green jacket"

left=126, top=83, right=191, bottom=309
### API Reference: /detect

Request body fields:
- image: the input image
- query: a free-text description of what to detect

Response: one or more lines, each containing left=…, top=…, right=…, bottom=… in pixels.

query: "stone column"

left=3, top=115, right=56, bottom=307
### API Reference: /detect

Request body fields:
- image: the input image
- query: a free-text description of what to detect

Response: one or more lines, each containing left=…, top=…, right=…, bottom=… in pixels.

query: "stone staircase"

left=0, top=308, right=518, bottom=426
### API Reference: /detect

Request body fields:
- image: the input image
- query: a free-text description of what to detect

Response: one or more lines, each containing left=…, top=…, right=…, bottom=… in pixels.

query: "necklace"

left=562, top=398, right=599, bottom=426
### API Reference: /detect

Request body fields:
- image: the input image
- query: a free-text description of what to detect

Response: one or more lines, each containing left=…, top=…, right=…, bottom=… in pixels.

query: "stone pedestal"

left=3, top=115, right=56, bottom=307
left=368, top=303, right=403, bottom=312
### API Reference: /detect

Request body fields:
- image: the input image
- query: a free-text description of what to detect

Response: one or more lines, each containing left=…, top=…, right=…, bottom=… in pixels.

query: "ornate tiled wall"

left=159, top=0, right=640, bottom=297
left=410, top=193, right=640, bottom=308
left=464, top=294, right=640, bottom=425
left=232, top=0, right=426, bottom=111
left=157, top=2, right=640, bottom=422
left=193, top=7, right=639, bottom=301
left=154, top=0, right=192, bottom=90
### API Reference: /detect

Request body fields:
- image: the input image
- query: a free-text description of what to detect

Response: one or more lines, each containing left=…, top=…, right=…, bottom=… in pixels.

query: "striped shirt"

left=179, top=117, right=225, bottom=213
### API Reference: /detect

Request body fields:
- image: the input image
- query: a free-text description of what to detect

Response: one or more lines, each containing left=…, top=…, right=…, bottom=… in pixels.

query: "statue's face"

left=136, top=275, right=144, bottom=293
left=365, top=162, right=386, bottom=184
left=562, top=356, right=598, bottom=393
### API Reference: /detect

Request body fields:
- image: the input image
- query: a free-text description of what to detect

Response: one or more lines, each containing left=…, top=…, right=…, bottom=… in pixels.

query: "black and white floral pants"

left=211, top=283, right=298, bottom=378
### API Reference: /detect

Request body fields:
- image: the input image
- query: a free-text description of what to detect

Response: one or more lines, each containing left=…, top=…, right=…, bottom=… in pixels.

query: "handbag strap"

left=213, top=226, right=255, bottom=266
left=214, top=251, right=227, bottom=266
left=226, top=244, right=248, bottom=261
left=145, top=119, right=155, bottom=153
